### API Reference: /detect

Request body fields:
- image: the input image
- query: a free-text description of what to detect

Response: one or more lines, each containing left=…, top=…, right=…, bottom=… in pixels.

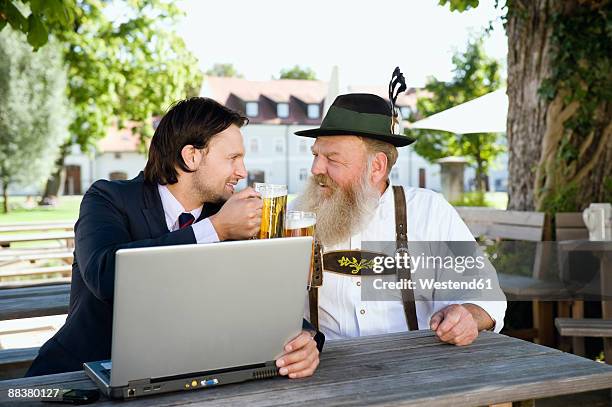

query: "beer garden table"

left=1, top=330, right=611, bottom=406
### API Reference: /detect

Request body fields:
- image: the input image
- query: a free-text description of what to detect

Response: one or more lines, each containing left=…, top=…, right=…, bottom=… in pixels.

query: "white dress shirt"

left=301, top=184, right=507, bottom=340
left=157, top=184, right=219, bottom=243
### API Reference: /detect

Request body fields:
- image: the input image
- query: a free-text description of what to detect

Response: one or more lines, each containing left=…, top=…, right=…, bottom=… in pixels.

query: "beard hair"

left=293, top=162, right=381, bottom=247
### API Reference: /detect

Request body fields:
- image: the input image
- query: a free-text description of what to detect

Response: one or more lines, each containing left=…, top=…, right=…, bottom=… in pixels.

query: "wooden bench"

left=0, top=249, right=73, bottom=267
left=556, top=318, right=612, bottom=337
left=0, top=231, right=75, bottom=248
left=0, top=347, right=40, bottom=380
left=0, top=284, right=70, bottom=321
left=554, top=213, right=590, bottom=355
left=556, top=240, right=612, bottom=363
left=0, top=221, right=74, bottom=234
left=456, top=207, right=564, bottom=347
left=0, top=284, right=71, bottom=378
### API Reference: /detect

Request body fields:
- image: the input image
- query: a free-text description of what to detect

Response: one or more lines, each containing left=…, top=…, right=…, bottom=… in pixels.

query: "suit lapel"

left=141, top=176, right=170, bottom=237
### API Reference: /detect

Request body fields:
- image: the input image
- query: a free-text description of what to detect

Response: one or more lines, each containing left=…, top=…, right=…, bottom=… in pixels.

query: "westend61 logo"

left=369, top=251, right=487, bottom=274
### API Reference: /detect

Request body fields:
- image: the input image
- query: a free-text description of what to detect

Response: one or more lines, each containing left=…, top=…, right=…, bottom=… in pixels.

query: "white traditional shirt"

left=303, top=183, right=506, bottom=340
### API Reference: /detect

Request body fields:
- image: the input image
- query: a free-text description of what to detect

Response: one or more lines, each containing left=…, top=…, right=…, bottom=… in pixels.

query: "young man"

left=27, top=97, right=321, bottom=378
left=293, top=91, right=506, bottom=345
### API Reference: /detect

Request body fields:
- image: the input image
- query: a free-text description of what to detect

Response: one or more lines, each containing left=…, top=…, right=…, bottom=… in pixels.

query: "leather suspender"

left=307, top=186, right=419, bottom=331
left=393, top=186, right=419, bottom=331
left=308, top=239, right=323, bottom=330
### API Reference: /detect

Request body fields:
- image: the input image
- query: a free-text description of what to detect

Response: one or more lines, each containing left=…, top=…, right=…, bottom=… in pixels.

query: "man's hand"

left=276, top=331, right=319, bottom=379
left=429, top=304, right=488, bottom=346
left=209, top=187, right=262, bottom=240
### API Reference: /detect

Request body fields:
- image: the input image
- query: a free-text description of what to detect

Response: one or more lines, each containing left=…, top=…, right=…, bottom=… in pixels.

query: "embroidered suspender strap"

left=393, top=185, right=419, bottom=331
left=308, top=239, right=324, bottom=330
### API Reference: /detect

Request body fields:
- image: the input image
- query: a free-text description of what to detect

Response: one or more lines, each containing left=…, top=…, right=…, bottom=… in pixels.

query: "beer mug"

left=285, top=211, right=317, bottom=286
left=254, top=183, right=287, bottom=239
left=284, top=211, right=316, bottom=238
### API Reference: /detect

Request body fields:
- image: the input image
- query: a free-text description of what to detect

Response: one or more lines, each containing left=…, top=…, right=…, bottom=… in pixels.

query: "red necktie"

left=178, top=213, right=195, bottom=229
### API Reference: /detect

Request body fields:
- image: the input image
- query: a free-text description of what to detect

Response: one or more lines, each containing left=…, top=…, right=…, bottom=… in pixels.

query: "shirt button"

left=360, top=309, right=366, bottom=315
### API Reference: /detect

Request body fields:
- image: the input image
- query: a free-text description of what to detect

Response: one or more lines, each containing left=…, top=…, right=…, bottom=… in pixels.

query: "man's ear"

left=370, top=152, right=388, bottom=185
left=180, top=145, right=203, bottom=171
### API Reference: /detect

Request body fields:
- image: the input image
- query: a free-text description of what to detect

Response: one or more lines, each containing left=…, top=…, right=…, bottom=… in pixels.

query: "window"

left=277, top=103, right=289, bottom=118
left=250, top=138, right=259, bottom=153
left=299, top=140, right=308, bottom=153
left=391, top=168, right=399, bottom=182
left=246, top=102, right=259, bottom=117
left=275, top=138, right=284, bottom=153
left=400, top=106, right=412, bottom=119
left=307, top=104, right=320, bottom=119
left=299, top=168, right=308, bottom=181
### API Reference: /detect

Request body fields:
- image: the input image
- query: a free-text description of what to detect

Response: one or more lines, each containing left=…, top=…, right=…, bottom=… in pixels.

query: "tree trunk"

left=506, top=0, right=556, bottom=211
left=506, top=0, right=612, bottom=212
left=40, top=141, right=71, bottom=202
left=2, top=179, right=8, bottom=214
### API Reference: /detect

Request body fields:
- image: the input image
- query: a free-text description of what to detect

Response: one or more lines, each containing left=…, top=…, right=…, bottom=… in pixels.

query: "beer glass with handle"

left=254, top=183, right=288, bottom=239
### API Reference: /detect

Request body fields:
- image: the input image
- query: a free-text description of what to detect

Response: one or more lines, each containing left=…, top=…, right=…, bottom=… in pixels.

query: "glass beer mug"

left=254, top=183, right=288, bottom=239
left=284, top=211, right=317, bottom=286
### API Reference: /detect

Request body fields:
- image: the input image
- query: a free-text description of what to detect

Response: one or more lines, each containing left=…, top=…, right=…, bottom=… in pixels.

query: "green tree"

left=0, top=28, right=69, bottom=213
left=206, top=63, right=243, bottom=78
left=40, top=0, right=203, bottom=198
left=409, top=37, right=504, bottom=192
left=0, top=0, right=76, bottom=49
left=279, top=65, right=317, bottom=80
left=438, top=0, right=611, bottom=212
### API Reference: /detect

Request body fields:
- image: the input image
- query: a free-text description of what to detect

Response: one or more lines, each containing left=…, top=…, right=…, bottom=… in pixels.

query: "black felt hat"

left=295, top=68, right=416, bottom=147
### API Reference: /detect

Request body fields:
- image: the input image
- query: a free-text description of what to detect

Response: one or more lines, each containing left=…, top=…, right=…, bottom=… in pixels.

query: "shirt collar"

left=157, top=184, right=203, bottom=231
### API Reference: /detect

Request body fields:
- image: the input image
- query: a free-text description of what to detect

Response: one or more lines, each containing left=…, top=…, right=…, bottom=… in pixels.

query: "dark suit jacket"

left=26, top=172, right=323, bottom=376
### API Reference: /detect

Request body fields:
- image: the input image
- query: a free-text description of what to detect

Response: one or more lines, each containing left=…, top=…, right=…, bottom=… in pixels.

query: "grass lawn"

left=0, top=196, right=82, bottom=224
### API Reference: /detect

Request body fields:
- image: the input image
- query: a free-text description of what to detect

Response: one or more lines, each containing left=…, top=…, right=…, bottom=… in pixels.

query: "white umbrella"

left=409, top=89, right=508, bottom=134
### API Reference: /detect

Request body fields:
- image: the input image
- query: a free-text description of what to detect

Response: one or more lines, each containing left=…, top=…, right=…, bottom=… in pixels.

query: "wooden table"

left=1, top=330, right=611, bottom=406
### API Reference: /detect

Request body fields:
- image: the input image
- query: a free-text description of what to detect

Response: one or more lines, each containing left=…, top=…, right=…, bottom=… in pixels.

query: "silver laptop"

left=84, top=236, right=313, bottom=399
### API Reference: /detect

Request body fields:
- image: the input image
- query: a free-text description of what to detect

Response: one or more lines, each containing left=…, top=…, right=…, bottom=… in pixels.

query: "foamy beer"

left=284, top=211, right=316, bottom=238
left=285, top=211, right=317, bottom=286
left=254, top=183, right=287, bottom=239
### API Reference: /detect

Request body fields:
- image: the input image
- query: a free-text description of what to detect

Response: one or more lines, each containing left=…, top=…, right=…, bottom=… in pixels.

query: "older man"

left=292, top=76, right=506, bottom=346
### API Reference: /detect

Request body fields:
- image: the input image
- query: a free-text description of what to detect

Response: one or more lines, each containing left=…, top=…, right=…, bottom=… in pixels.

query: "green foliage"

left=58, top=0, right=203, bottom=152
left=538, top=4, right=611, bottom=160
left=407, top=37, right=505, bottom=191
left=0, top=28, right=69, bottom=211
left=437, top=0, right=479, bottom=12
left=450, top=191, right=487, bottom=207
left=539, top=181, right=579, bottom=215
left=206, top=63, right=243, bottom=78
left=0, top=0, right=77, bottom=48
left=279, top=65, right=317, bottom=80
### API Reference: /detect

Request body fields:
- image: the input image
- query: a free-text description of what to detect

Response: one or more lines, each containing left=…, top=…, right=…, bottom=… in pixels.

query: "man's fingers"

left=236, top=187, right=261, bottom=199
left=438, top=321, right=468, bottom=342
left=288, top=358, right=319, bottom=379
left=278, top=351, right=317, bottom=376
left=436, top=308, right=463, bottom=334
left=429, top=312, right=443, bottom=330
left=284, top=331, right=313, bottom=353
left=276, top=338, right=317, bottom=369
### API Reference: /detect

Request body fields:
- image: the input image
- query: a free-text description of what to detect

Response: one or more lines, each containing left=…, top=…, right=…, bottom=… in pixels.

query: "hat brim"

left=294, top=127, right=415, bottom=147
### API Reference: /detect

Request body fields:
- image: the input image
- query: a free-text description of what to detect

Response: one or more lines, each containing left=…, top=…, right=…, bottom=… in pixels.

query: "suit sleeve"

left=75, top=181, right=196, bottom=304
left=302, top=319, right=325, bottom=352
